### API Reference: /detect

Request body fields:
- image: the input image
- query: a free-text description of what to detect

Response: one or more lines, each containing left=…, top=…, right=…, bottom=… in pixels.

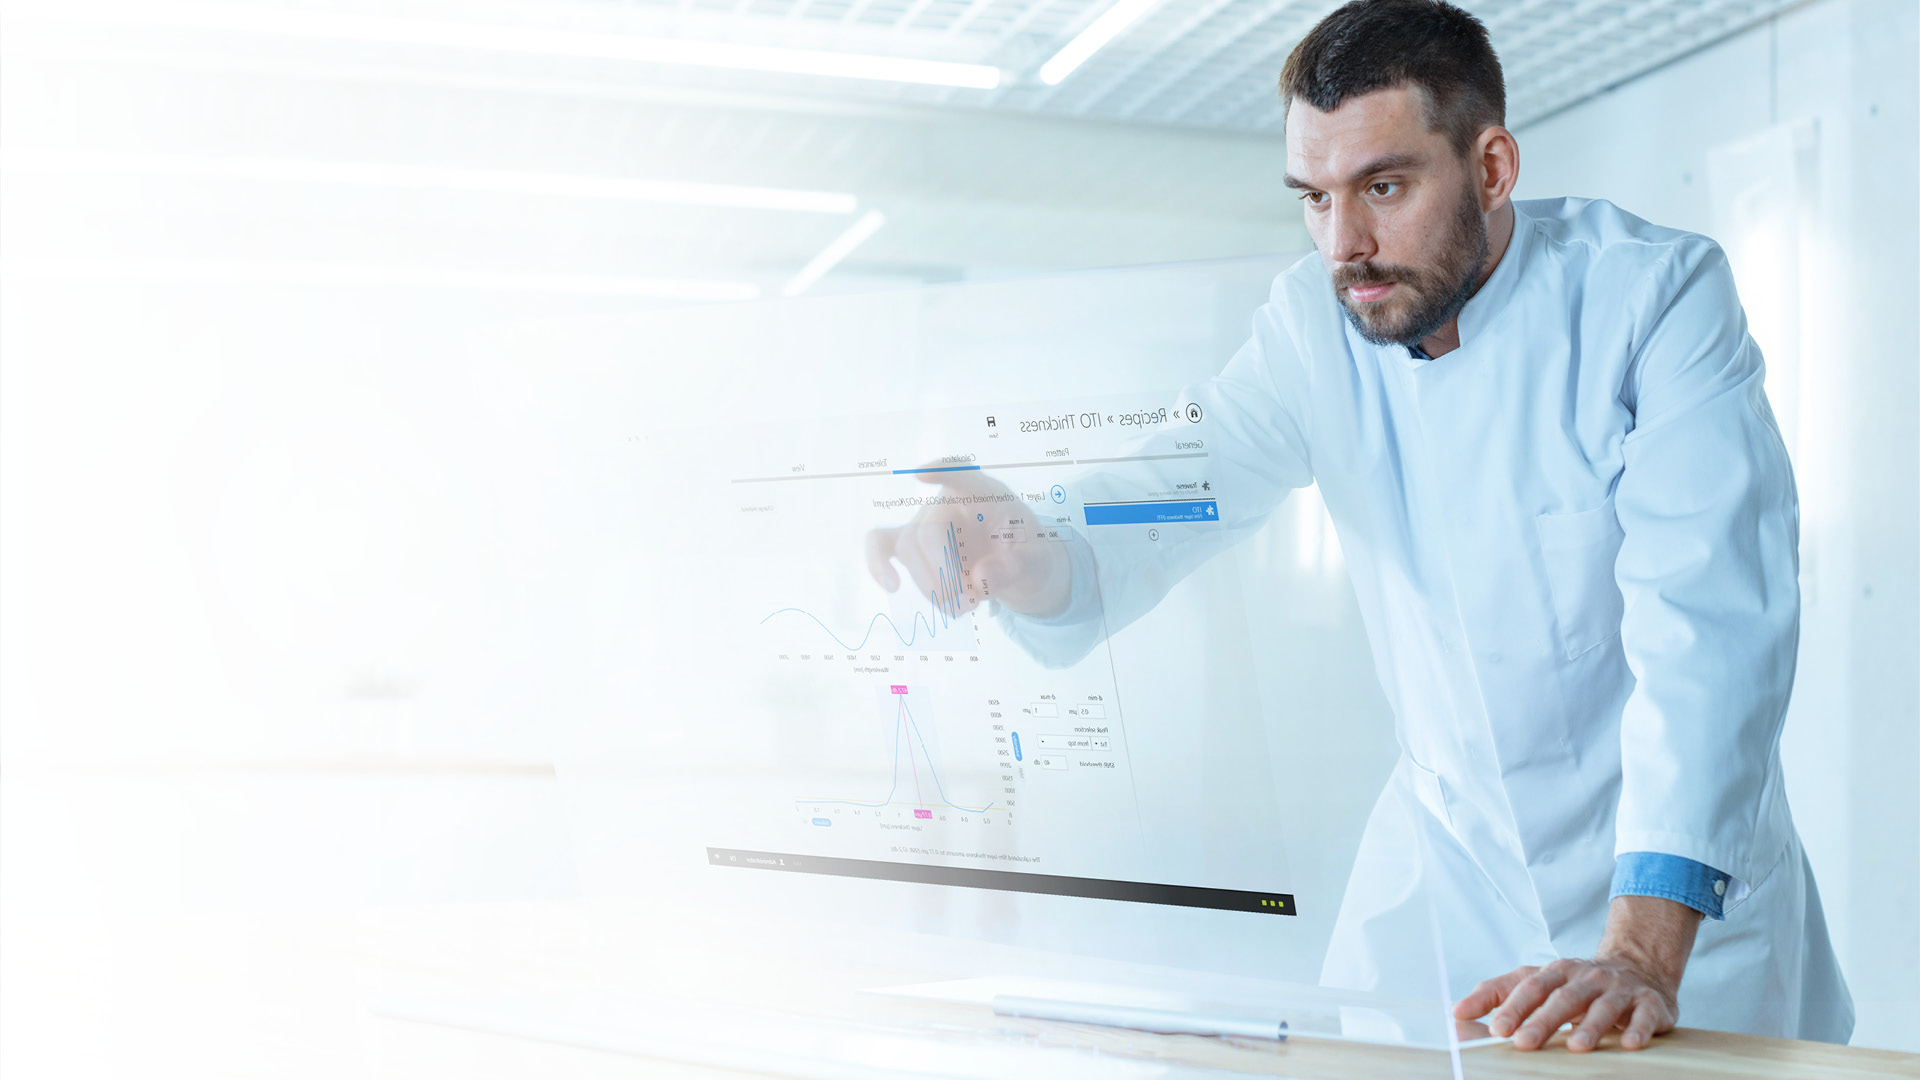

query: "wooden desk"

left=360, top=900, right=1915, bottom=1080
left=830, top=994, right=1920, bottom=1079
left=594, top=972, right=1919, bottom=1080
left=6, top=896, right=1913, bottom=1078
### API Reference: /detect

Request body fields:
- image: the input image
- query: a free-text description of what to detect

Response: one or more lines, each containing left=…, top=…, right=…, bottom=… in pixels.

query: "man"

left=868, top=0, right=1852, bottom=1050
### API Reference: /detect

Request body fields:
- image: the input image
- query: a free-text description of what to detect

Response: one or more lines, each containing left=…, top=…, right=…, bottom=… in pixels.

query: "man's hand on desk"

left=1453, top=895, right=1701, bottom=1052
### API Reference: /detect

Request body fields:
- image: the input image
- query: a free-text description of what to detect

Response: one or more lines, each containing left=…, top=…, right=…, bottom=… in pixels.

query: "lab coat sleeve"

left=994, top=287, right=1317, bottom=668
left=1611, top=239, right=1798, bottom=891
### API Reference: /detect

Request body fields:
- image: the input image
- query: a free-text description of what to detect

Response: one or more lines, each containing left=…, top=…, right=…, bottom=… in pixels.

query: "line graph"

left=761, top=520, right=969, bottom=651
left=794, top=687, right=994, bottom=814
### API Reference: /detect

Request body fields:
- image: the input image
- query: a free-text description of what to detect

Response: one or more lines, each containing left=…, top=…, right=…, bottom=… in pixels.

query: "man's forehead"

left=1284, top=85, right=1444, bottom=186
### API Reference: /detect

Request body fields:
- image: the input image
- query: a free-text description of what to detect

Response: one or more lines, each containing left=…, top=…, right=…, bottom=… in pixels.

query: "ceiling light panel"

left=4, top=152, right=861, bottom=214
left=37, top=1, right=1004, bottom=89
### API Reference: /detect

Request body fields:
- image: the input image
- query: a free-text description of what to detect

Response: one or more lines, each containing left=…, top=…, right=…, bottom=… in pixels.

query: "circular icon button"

left=1148, top=528, right=1160, bottom=542
left=1184, top=403, right=1204, bottom=423
left=1050, top=485, right=1066, bottom=504
left=976, top=513, right=985, bottom=522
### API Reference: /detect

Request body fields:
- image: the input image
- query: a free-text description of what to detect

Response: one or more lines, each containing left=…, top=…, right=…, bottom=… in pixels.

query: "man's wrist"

left=1004, top=529, right=1086, bottom=620
left=1594, top=894, right=1700, bottom=996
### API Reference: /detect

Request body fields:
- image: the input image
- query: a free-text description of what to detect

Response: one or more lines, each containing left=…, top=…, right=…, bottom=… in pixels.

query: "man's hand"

left=866, top=470, right=1072, bottom=619
left=1452, top=895, right=1701, bottom=1052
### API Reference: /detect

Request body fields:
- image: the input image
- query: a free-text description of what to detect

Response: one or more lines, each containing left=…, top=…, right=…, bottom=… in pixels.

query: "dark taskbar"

left=706, top=848, right=1295, bottom=915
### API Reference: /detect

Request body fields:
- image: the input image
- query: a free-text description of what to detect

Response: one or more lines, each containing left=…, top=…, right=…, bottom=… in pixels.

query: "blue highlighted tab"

left=1011, top=732, right=1023, bottom=761
left=893, top=465, right=982, bottom=475
left=812, top=817, right=833, bottom=826
left=1083, top=500, right=1219, bottom=526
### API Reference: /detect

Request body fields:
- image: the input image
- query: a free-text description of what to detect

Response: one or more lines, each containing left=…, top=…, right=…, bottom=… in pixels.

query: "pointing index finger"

left=866, top=526, right=902, bottom=591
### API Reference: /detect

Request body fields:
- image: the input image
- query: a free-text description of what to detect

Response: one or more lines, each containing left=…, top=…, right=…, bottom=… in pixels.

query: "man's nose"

left=1326, top=203, right=1377, bottom=265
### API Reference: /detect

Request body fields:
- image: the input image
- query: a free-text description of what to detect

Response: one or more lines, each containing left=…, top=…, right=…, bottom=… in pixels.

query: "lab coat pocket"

left=1535, top=499, right=1627, bottom=660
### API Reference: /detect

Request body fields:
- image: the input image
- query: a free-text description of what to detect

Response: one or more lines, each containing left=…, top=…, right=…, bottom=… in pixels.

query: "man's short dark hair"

left=1279, top=0, right=1505, bottom=155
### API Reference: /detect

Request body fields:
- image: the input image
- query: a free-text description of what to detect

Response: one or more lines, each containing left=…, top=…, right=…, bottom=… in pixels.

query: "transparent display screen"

left=513, top=258, right=1467, bottom=1061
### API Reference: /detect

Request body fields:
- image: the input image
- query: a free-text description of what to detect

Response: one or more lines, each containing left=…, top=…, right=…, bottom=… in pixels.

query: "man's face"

left=1285, top=85, right=1489, bottom=348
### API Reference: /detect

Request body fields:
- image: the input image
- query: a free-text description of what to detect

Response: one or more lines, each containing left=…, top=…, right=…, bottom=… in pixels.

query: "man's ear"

left=1475, top=126, right=1519, bottom=212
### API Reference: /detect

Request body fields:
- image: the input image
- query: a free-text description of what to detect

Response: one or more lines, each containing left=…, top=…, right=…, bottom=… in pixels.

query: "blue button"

left=1084, top=500, right=1219, bottom=525
left=1011, top=732, right=1022, bottom=761
left=812, top=817, right=832, bottom=826
left=1050, top=485, right=1066, bottom=504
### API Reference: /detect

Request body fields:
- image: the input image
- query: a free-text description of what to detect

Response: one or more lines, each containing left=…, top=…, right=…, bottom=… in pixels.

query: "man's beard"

left=1333, top=183, right=1490, bottom=349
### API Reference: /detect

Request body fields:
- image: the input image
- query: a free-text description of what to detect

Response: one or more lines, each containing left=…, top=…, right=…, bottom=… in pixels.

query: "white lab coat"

left=1000, top=198, right=1853, bottom=1041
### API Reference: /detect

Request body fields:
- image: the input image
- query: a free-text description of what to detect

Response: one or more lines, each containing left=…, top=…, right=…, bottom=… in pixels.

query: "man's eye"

left=1299, top=191, right=1327, bottom=205
left=1370, top=182, right=1398, bottom=196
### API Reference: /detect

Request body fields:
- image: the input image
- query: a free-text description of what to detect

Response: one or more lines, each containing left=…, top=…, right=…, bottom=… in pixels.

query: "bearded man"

left=870, top=0, right=1854, bottom=1049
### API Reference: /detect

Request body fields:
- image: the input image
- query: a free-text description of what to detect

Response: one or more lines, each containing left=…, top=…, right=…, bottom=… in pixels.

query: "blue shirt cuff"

left=1610, top=852, right=1732, bottom=920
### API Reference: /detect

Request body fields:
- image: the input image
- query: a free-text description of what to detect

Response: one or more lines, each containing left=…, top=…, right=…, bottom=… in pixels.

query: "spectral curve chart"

left=761, top=521, right=967, bottom=651
left=794, top=688, right=994, bottom=813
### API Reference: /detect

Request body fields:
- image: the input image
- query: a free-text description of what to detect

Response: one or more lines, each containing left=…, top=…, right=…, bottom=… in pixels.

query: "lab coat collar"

left=1453, top=199, right=1536, bottom=348
left=1386, top=201, right=1536, bottom=366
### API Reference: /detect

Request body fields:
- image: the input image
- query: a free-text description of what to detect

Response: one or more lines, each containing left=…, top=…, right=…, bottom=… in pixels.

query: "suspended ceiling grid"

left=45, top=0, right=1812, bottom=131
left=516, top=0, right=1808, bottom=129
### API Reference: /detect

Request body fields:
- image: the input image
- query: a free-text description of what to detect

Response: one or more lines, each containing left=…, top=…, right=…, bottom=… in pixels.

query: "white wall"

left=1514, top=0, right=1920, bottom=1051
